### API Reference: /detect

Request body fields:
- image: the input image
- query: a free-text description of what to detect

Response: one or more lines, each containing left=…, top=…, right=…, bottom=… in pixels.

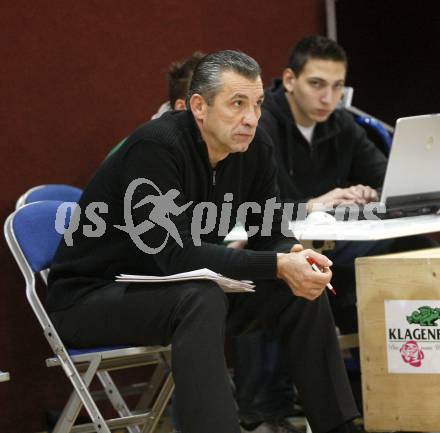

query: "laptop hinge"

left=385, top=191, right=440, bottom=215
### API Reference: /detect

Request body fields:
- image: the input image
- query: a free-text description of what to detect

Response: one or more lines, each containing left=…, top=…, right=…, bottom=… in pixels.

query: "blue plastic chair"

left=15, top=184, right=83, bottom=209
left=355, top=115, right=393, bottom=155
left=4, top=201, right=173, bottom=433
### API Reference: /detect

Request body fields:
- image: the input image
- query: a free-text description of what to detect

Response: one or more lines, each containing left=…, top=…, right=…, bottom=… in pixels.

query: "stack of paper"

left=116, top=268, right=255, bottom=293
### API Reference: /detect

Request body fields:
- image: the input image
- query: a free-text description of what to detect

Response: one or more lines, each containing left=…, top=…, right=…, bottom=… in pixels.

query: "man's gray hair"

left=187, top=50, right=261, bottom=105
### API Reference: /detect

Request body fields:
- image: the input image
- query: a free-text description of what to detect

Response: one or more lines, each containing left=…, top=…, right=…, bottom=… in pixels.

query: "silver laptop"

left=331, top=114, right=440, bottom=220
left=380, top=113, right=440, bottom=215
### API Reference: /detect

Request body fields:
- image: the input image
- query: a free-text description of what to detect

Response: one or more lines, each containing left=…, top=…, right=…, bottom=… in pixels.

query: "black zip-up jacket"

left=260, top=79, right=388, bottom=207
left=48, top=110, right=295, bottom=311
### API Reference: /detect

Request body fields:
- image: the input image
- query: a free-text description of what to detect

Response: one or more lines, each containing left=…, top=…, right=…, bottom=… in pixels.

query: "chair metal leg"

left=135, top=361, right=168, bottom=412
left=140, top=372, right=175, bottom=433
left=53, top=352, right=172, bottom=433
left=53, top=354, right=111, bottom=433
left=97, top=371, right=140, bottom=433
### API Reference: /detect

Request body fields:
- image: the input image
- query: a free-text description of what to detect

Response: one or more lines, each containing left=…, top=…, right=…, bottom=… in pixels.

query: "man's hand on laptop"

left=348, top=184, right=378, bottom=202
left=276, top=249, right=332, bottom=301
left=307, top=184, right=378, bottom=211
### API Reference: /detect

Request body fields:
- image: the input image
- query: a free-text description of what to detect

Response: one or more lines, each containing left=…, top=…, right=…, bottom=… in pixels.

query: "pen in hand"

left=305, top=255, right=336, bottom=295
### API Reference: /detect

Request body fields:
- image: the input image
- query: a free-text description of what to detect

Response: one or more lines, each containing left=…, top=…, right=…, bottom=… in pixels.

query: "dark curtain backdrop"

left=0, top=1, right=325, bottom=431
left=336, top=0, right=440, bottom=126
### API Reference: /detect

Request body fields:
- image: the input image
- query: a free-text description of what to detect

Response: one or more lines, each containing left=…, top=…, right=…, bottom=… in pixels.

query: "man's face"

left=284, top=58, right=346, bottom=127
left=192, top=70, right=264, bottom=164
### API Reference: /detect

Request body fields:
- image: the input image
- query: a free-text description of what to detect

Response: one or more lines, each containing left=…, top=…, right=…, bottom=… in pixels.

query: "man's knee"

left=277, top=291, right=334, bottom=333
left=176, top=281, right=228, bottom=321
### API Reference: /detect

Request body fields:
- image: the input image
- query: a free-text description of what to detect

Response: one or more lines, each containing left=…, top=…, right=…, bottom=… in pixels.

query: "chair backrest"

left=6, top=201, right=71, bottom=274
left=16, top=184, right=82, bottom=209
left=355, top=114, right=393, bottom=155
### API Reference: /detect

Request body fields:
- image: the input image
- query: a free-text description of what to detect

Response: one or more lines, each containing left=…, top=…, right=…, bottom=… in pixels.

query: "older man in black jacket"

left=48, top=50, right=359, bottom=433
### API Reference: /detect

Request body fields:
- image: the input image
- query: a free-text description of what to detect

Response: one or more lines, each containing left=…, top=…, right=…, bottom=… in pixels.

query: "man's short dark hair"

left=188, top=50, right=262, bottom=105
left=288, top=35, right=347, bottom=76
left=168, top=51, right=205, bottom=107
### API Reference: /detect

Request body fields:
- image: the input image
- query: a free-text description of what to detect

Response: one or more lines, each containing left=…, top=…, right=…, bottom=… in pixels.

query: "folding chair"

left=15, top=184, right=83, bottom=209
left=15, top=185, right=174, bottom=428
left=4, top=201, right=174, bottom=433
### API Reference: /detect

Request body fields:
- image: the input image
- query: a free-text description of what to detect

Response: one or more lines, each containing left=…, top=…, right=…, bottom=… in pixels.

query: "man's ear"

left=189, top=94, right=207, bottom=121
left=282, top=68, right=297, bottom=93
left=174, top=99, right=187, bottom=111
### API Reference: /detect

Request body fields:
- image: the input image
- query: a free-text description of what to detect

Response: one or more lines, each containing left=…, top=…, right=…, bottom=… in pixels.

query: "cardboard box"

left=356, top=248, right=440, bottom=431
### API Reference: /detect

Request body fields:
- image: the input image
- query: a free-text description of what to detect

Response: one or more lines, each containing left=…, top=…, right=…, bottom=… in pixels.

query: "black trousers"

left=51, top=279, right=358, bottom=433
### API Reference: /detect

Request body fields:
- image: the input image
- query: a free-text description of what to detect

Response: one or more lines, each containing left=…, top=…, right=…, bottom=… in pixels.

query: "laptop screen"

left=380, top=114, right=440, bottom=212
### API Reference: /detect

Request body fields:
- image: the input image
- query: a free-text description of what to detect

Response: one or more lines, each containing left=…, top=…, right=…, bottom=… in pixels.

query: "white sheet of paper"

left=116, top=268, right=255, bottom=293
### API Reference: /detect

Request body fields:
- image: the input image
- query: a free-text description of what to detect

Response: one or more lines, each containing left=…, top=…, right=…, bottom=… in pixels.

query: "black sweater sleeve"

left=121, top=139, right=280, bottom=282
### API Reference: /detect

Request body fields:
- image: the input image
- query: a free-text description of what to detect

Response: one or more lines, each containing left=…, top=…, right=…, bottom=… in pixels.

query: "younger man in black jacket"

left=260, top=35, right=435, bottom=332
left=234, top=37, right=435, bottom=430
left=261, top=35, right=386, bottom=216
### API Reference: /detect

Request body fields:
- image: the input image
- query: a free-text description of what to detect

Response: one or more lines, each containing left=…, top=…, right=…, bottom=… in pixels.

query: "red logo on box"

left=400, top=340, right=424, bottom=367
